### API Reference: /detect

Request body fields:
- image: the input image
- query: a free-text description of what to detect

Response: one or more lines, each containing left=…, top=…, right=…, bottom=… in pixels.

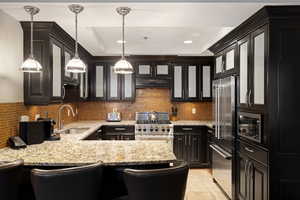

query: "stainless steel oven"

left=238, top=112, right=262, bottom=143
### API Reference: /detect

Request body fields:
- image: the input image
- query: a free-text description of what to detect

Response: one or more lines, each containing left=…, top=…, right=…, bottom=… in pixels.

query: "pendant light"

left=114, top=7, right=134, bottom=74
left=66, top=4, right=86, bottom=73
left=20, top=6, right=42, bottom=73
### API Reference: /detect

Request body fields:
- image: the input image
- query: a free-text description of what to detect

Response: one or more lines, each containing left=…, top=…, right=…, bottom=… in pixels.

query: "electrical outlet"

left=192, top=108, right=196, bottom=114
left=76, top=108, right=78, bottom=115
left=67, top=110, right=70, bottom=117
left=35, top=114, right=40, bottom=120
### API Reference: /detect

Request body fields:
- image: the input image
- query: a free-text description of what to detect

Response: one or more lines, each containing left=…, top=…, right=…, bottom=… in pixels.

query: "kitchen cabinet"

left=21, top=22, right=92, bottom=105
left=107, top=65, right=135, bottom=101
left=238, top=26, right=267, bottom=111
left=171, top=65, right=212, bottom=102
left=101, top=125, right=135, bottom=140
left=237, top=140, right=268, bottom=200
left=214, top=44, right=237, bottom=79
left=135, top=62, right=171, bottom=88
left=173, top=126, right=209, bottom=168
left=90, top=63, right=106, bottom=101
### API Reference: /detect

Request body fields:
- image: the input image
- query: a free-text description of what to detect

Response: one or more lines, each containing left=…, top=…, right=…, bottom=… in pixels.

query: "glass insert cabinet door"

left=156, top=65, right=169, bottom=76
left=253, top=32, right=265, bottom=105
left=239, top=41, right=249, bottom=105
left=137, top=64, right=152, bottom=76
left=52, top=43, right=62, bottom=98
left=95, top=65, right=104, bottom=98
left=226, top=49, right=235, bottom=70
left=187, top=66, right=197, bottom=98
left=123, top=74, right=133, bottom=99
left=202, top=65, right=211, bottom=98
left=215, top=56, right=223, bottom=74
left=64, top=51, right=71, bottom=78
left=173, top=66, right=183, bottom=98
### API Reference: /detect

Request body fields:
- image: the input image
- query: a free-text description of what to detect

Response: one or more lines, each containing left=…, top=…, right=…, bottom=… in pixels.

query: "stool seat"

left=0, top=159, right=24, bottom=200
left=31, top=162, right=103, bottom=200
left=114, top=162, right=189, bottom=200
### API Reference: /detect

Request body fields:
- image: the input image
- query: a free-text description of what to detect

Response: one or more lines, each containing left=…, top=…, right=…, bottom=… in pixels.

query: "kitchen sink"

left=60, top=127, right=90, bottom=134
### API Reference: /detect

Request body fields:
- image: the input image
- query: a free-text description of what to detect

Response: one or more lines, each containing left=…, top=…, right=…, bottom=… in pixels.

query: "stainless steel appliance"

left=107, top=108, right=121, bottom=122
left=238, top=112, right=262, bottom=143
left=211, top=76, right=235, bottom=198
left=135, top=112, right=174, bottom=142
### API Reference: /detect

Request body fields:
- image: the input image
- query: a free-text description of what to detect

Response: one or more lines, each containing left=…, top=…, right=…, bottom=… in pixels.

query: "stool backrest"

left=0, top=159, right=24, bottom=200
left=31, top=162, right=103, bottom=200
left=124, top=162, right=189, bottom=200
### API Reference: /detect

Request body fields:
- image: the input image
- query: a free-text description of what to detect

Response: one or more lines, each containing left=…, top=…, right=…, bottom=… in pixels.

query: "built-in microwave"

left=238, top=112, right=262, bottom=143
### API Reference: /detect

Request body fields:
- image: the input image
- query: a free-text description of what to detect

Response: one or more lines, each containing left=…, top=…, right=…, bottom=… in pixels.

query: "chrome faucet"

left=57, top=104, right=76, bottom=131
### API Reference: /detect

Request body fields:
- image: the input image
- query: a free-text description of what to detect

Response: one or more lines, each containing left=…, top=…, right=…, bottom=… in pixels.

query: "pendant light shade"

left=20, top=6, right=42, bottom=73
left=66, top=4, right=86, bottom=73
left=114, top=7, right=134, bottom=74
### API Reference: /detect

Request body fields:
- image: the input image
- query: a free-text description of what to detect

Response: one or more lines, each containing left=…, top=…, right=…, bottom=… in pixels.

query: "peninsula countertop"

left=0, top=121, right=175, bottom=167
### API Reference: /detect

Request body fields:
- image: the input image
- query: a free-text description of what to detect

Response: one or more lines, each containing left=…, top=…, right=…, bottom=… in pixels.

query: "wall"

left=78, top=88, right=212, bottom=121
left=0, top=10, right=24, bottom=103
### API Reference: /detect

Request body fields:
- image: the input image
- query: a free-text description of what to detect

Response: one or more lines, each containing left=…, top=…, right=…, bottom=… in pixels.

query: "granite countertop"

left=0, top=121, right=175, bottom=167
left=171, top=120, right=214, bottom=128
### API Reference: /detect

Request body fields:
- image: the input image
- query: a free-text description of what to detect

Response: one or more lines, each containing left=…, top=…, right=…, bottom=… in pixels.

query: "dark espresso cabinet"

left=214, top=44, right=237, bottom=79
left=208, top=6, right=300, bottom=200
left=171, top=64, right=212, bottom=102
left=173, top=126, right=210, bottom=168
left=21, top=22, right=92, bottom=105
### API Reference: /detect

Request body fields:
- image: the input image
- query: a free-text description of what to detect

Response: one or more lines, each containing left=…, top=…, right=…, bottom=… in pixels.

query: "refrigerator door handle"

left=210, top=144, right=232, bottom=160
left=217, top=86, right=221, bottom=139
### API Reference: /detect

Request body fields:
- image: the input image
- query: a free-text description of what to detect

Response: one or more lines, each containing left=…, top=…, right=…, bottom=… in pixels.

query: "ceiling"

left=0, top=2, right=298, bottom=56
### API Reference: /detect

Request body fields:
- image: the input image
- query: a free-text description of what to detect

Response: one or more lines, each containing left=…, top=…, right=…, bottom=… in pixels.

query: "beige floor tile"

left=185, top=169, right=227, bottom=200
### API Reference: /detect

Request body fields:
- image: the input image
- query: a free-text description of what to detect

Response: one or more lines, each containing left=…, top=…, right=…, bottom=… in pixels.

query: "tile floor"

left=185, top=169, right=228, bottom=200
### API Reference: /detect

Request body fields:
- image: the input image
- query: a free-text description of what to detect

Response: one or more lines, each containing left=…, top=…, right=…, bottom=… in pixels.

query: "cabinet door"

left=188, top=134, right=202, bottom=166
left=237, top=152, right=249, bottom=200
left=155, top=64, right=170, bottom=78
left=64, top=50, right=72, bottom=80
left=248, top=160, right=268, bottom=200
left=80, top=68, right=88, bottom=99
left=215, top=55, right=223, bottom=74
left=51, top=41, right=62, bottom=99
left=95, top=65, right=106, bottom=100
left=225, top=49, right=235, bottom=70
left=122, top=73, right=135, bottom=101
left=172, top=65, right=184, bottom=101
left=252, top=29, right=265, bottom=107
left=121, top=135, right=135, bottom=140
left=136, top=64, right=152, bottom=77
left=187, top=65, right=199, bottom=100
left=107, top=65, right=121, bottom=100
left=239, top=36, right=250, bottom=107
left=173, top=135, right=187, bottom=161
left=201, top=65, right=212, bottom=100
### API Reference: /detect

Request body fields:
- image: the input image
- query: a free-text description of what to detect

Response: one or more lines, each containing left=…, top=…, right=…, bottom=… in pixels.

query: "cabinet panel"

left=52, top=43, right=62, bottom=98
left=249, top=160, right=268, bottom=200
left=189, top=135, right=202, bottom=165
left=237, top=152, right=248, bottom=200
left=202, top=65, right=212, bottom=99
left=239, top=40, right=249, bottom=105
left=123, top=73, right=135, bottom=100
left=173, top=66, right=183, bottom=98
left=253, top=32, right=265, bottom=105
left=95, top=65, right=105, bottom=98
left=226, top=49, right=235, bottom=70
left=156, top=65, right=169, bottom=76
left=80, top=69, right=88, bottom=99
left=64, top=51, right=72, bottom=79
left=187, top=66, right=197, bottom=98
left=173, top=135, right=187, bottom=161
left=137, top=64, right=152, bottom=77
left=107, top=65, right=121, bottom=100
left=216, top=56, right=223, bottom=74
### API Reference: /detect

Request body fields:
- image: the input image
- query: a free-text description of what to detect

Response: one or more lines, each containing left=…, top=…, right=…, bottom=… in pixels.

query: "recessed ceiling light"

left=184, top=40, right=193, bottom=44
left=116, top=40, right=126, bottom=44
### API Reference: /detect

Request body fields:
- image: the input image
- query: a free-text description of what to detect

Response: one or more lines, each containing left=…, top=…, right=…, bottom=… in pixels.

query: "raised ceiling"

left=0, top=2, right=297, bottom=56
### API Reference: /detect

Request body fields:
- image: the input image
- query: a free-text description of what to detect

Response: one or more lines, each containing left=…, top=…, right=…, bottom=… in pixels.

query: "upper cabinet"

left=21, top=22, right=92, bottom=105
left=238, top=25, right=267, bottom=111
left=171, top=64, right=212, bottom=102
left=214, top=44, right=237, bottom=78
left=135, top=61, right=171, bottom=88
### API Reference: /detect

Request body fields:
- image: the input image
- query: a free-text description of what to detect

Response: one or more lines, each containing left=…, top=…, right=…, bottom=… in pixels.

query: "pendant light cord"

left=30, top=13, right=33, bottom=57
left=122, top=14, right=125, bottom=59
left=75, top=12, right=79, bottom=58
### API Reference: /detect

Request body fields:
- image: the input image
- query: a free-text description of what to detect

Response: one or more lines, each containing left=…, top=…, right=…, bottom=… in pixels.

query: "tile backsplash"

left=78, top=89, right=212, bottom=121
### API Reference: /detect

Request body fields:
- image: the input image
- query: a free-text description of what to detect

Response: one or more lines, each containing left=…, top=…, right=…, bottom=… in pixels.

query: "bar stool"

left=0, top=159, right=24, bottom=200
left=114, top=162, right=189, bottom=200
left=31, top=161, right=103, bottom=200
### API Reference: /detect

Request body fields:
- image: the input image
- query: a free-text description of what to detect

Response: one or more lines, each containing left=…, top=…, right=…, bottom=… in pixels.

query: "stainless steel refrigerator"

left=210, top=76, right=235, bottom=199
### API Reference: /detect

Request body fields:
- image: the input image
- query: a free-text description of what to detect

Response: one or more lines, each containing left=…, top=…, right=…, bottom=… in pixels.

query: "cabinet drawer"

left=239, top=141, right=268, bottom=165
left=103, top=125, right=134, bottom=133
left=174, top=126, right=203, bottom=133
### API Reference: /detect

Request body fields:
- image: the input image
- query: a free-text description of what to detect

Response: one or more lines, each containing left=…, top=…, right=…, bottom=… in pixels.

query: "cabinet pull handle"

left=182, top=128, right=193, bottom=131
left=245, top=147, right=254, bottom=153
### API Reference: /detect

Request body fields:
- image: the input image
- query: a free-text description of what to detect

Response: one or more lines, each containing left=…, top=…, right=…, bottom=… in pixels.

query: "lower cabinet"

left=236, top=141, right=268, bottom=200
left=173, top=126, right=209, bottom=168
left=102, top=133, right=135, bottom=140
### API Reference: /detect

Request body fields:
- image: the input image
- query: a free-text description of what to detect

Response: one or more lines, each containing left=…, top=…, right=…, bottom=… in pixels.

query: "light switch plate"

left=192, top=108, right=196, bottom=114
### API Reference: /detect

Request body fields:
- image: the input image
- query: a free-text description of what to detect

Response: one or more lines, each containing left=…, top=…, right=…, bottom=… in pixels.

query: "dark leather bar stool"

left=31, top=162, right=103, bottom=200
left=0, top=159, right=24, bottom=200
left=114, top=162, right=189, bottom=200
